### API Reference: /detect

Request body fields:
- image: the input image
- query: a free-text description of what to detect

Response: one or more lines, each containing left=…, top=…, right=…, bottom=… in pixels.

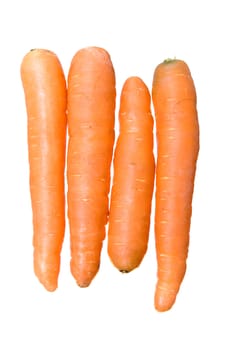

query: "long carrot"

left=108, top=77, right=155, bottom=272
left=20, top=49, right=67, bottom=291
left=67, top=46, right=116, bottom=287
left=152, top=58, right=199, bottom=311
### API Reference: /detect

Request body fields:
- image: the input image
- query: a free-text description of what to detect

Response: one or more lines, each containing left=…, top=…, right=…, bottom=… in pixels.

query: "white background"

left=1, top=0, right=233, bottom=349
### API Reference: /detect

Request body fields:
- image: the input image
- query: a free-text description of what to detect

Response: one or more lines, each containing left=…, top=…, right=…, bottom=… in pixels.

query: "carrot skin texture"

left=21, top=49, right=67, bottom=291
left=67, top=47, right=116, bottom=287
left=152, top=59, right=199, bottom=311
left=108, top=77, right=155, bottom=272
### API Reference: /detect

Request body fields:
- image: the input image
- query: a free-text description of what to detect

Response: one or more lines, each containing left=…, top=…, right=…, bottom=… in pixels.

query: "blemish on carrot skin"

left=136, top=178, right=146, bottom=183
left=29, top=135, right=39, bottom=139
left=136, top=188, right=144, bottom=192
left=175, top=73, right=188, bottom=77
left=127, top=128, right=138, bottom=133
left=112, top=242, right=126, bottom=246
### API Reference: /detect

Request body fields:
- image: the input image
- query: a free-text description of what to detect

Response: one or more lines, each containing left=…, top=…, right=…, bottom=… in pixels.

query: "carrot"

left=152, top=58, right=199, bottom=311
left=20, top=49, right=67, bottom=291
left=108, top=77, right=155, bottom=272
left=67, top=47, right=116, bottom=287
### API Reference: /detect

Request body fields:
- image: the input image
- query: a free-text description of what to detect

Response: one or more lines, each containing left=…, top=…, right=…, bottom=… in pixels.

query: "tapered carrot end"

left=154, top=287, right=177, bottom=312
left=70, top=261, right=100, bottom=288
left=119, top=269, right=130, bottom=273
left=74, top=275, right=95, bottom=288
left=34, top=268, right=58, bottom=292
left=75, top=276, right=93, bottom=288
left=116, top=260, right=139, bottom=273
left=77, top=281, right=91, bottom=288
left=34, top=252, right=59, bottom=292
left=108, top=244, right=147, bottom=273
left=39, top=277, right=58, bottom=292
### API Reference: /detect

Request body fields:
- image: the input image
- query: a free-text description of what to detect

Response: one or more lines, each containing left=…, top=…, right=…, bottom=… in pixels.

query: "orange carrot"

left=152, top=58, right=199, bottom=311
left=108, top=77, right=155, bottom=272
left=20, top=49, right=67, bottom=291
left=67, top=47, right=116, bottom=287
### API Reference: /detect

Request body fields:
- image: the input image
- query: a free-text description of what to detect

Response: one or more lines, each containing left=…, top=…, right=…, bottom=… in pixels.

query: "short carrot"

left=108, top=77, right=155, bottom=272
left=20, top=49, right=67, bottom=291
left=152, top=59, right=199, bottom=311
left=67, top=47, right=116, bottom=287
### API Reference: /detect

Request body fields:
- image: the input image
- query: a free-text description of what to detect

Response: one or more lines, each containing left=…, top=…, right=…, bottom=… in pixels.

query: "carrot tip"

left=38, top=278, right=58, bottom=292
left=76, top=281, right=91, bottom=288
left=154, top=289, right=177, bottom=312
left=28, top=48, right=55, bottom=55
left=44, top=284, right=57, bottom=292
left=34, top=265, right=58, bottom=292
left=119, top=269, right=130, bottom=273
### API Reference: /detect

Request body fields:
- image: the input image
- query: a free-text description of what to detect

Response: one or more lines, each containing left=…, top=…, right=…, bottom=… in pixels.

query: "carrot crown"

left=163, top=57, right=177, bottom=64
